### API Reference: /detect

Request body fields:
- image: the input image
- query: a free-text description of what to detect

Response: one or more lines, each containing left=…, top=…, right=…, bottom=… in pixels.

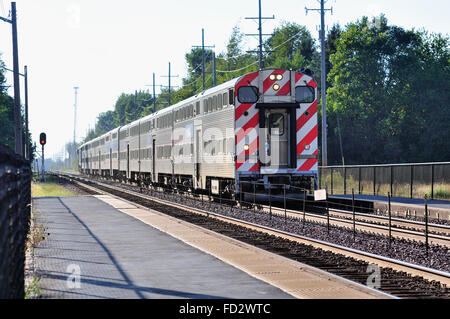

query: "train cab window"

left=268, top=113, right=285, bottom=136
left=295, top=86, right=315, bottom=103
left=237, top=86, right=258, bottom=103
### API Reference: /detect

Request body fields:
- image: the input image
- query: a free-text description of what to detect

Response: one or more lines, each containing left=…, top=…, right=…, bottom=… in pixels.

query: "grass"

left=31, top=175, right=79, bottom=197
left=320, top=171, right=450, bottom=200
left=24, top=208, right=47, bottom=299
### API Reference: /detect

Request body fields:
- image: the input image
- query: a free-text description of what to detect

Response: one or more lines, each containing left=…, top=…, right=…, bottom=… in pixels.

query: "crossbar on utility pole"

left=160, top=62, right=179, bottom=106
left=245, top=0, right=275, bottom=69
left=192, top=28, right=215, bottom=90
left=305, top=0, right=332, bottom=167
left=145, top=73, right=164, bottom=114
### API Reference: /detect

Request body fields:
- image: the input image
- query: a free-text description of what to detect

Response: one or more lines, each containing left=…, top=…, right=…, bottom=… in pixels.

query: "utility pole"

left=152, top=73, right=156, bottom=113
left=212, top=52, right=216, bottom=87
left=306, top=0, right=332, bottom=167
left=145, top=73, right=162, bottom=113
left=0, top=2, right=22, bottom=156
left=73, top=87, right=79, bottom=145
left=192, top=29, right=215, bottom=90
left=245, top=0, right=275, bottom=69
left=24, top=65, right=29, bottom=160
left=161, top=62, right=178, bottom=106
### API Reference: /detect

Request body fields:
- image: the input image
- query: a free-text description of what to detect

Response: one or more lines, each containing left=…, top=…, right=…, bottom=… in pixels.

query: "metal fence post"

left=239, top=181, right=242, bottom=206
left=344, top=166, right=347, bottom=195
left=352, top=188, right=356, bottom=240
left=388, top=192, right=392, bottom=248
left=253, top=181, right=256, bottom=213
left=431, top=164, right=434, bottom=200
left=330, top=168, right=334, bottom=195
left=326, top=190, right=330, bottom=234
left=410, top=165, right=414, bottom=199
left=269, top=183, right=272, bottom=220
left=303, top=189, right=306, bottom=229
left=390, top=165, right=393, bottom=197
left=373, top=166, right=376, bottom=196
left=283, top=185, right=287, bottom=225
left=358, top=166, right=361, bottom=195
left=425, top=195, right=429, bottom=257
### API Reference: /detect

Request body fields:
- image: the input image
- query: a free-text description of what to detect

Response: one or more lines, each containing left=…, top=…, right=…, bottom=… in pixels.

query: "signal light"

left=39, top=133, right=46, bottom=146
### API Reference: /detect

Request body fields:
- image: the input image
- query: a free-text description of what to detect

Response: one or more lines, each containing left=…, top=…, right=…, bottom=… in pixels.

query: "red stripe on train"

left=297, top=124, right=318, bottom=154
left=296, top=101, right=318, bottom=131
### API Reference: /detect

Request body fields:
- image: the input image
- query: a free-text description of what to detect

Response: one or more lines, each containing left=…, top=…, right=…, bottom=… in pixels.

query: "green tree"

left=0, top=56, right=15, bottom=151
left=265, top=21, right=316, bottom=70
left=327, top=15, right=450, bottom=164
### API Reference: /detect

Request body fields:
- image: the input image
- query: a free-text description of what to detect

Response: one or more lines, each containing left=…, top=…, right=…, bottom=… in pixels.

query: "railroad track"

left=257, top=204, right=450, bottom=247
left=53, top=172, right=450, bottom=298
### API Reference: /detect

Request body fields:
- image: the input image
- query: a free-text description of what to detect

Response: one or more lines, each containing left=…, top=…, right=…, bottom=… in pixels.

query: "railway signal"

left=39, top=132, right=46, bottom=181
left=40, top=132, right=46, bottom=145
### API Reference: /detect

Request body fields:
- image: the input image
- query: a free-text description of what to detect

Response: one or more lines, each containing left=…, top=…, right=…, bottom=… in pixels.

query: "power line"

left=216, top=27, right=306, bottom=73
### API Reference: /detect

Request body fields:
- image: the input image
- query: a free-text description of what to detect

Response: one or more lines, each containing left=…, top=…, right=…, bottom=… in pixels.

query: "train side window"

left=196, top=102, right=200, bottom=116
left=212, top=95, right=217, bottom=111
left=228, top=89, right=234, bottom=105
left=208, top=97, right=213, bottom=113
left=217, top=94, right=223, bottom=110
left=203, top=100, right=208, bottom=114
left=223, top=92, right=228, bottom=107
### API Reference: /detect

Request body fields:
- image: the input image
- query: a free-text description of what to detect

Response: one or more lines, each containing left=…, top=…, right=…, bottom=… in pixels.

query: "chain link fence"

left=319, top=162, right=450, bottom=201
left=0, top=144, right=31, bottom=299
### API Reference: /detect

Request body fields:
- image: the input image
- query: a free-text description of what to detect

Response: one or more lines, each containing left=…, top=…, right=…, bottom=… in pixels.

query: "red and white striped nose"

left=262, top=70, right=291, bottom=96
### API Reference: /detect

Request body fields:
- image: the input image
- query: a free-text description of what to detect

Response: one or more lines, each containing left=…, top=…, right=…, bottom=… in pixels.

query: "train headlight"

left=276, top=74, right=283, bottom=81
left=244, top=144, right=250, bottom=151
left=273, top=84, right=280, bottom=91
left=304, top=144, right=311, bottom=150
left=269, top=74, right=276, bottom=81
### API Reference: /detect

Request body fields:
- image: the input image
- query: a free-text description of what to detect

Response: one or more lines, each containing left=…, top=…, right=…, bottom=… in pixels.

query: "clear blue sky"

left=0, top=0, right=448, bottom=159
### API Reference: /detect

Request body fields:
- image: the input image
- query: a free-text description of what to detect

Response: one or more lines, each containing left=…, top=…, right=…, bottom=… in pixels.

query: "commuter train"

left=77, top=69, right=319, bottom=199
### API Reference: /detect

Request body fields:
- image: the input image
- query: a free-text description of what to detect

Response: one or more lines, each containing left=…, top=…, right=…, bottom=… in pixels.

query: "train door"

left=109, top=148, right=112, bottom=177
left=152, top=139, right=156, bottom=182
left=194, top=128, right=202, bottom=188
left=263, top=108, right=289, bottom=168
left=126, top=144, right=130, bottom=179
left=99, top=151, right=101, bottom=175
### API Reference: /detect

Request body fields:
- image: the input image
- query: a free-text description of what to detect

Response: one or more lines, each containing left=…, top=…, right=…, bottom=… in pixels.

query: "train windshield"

left=238, top=86, right=259, bottom=103
left=295, top=86, right=315, bottom=103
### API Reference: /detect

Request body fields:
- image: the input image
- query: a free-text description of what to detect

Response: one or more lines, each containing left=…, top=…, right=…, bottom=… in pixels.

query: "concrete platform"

left=32, top=195, right=391, bottom=299
left=32, top=196, right=293, bottom=299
